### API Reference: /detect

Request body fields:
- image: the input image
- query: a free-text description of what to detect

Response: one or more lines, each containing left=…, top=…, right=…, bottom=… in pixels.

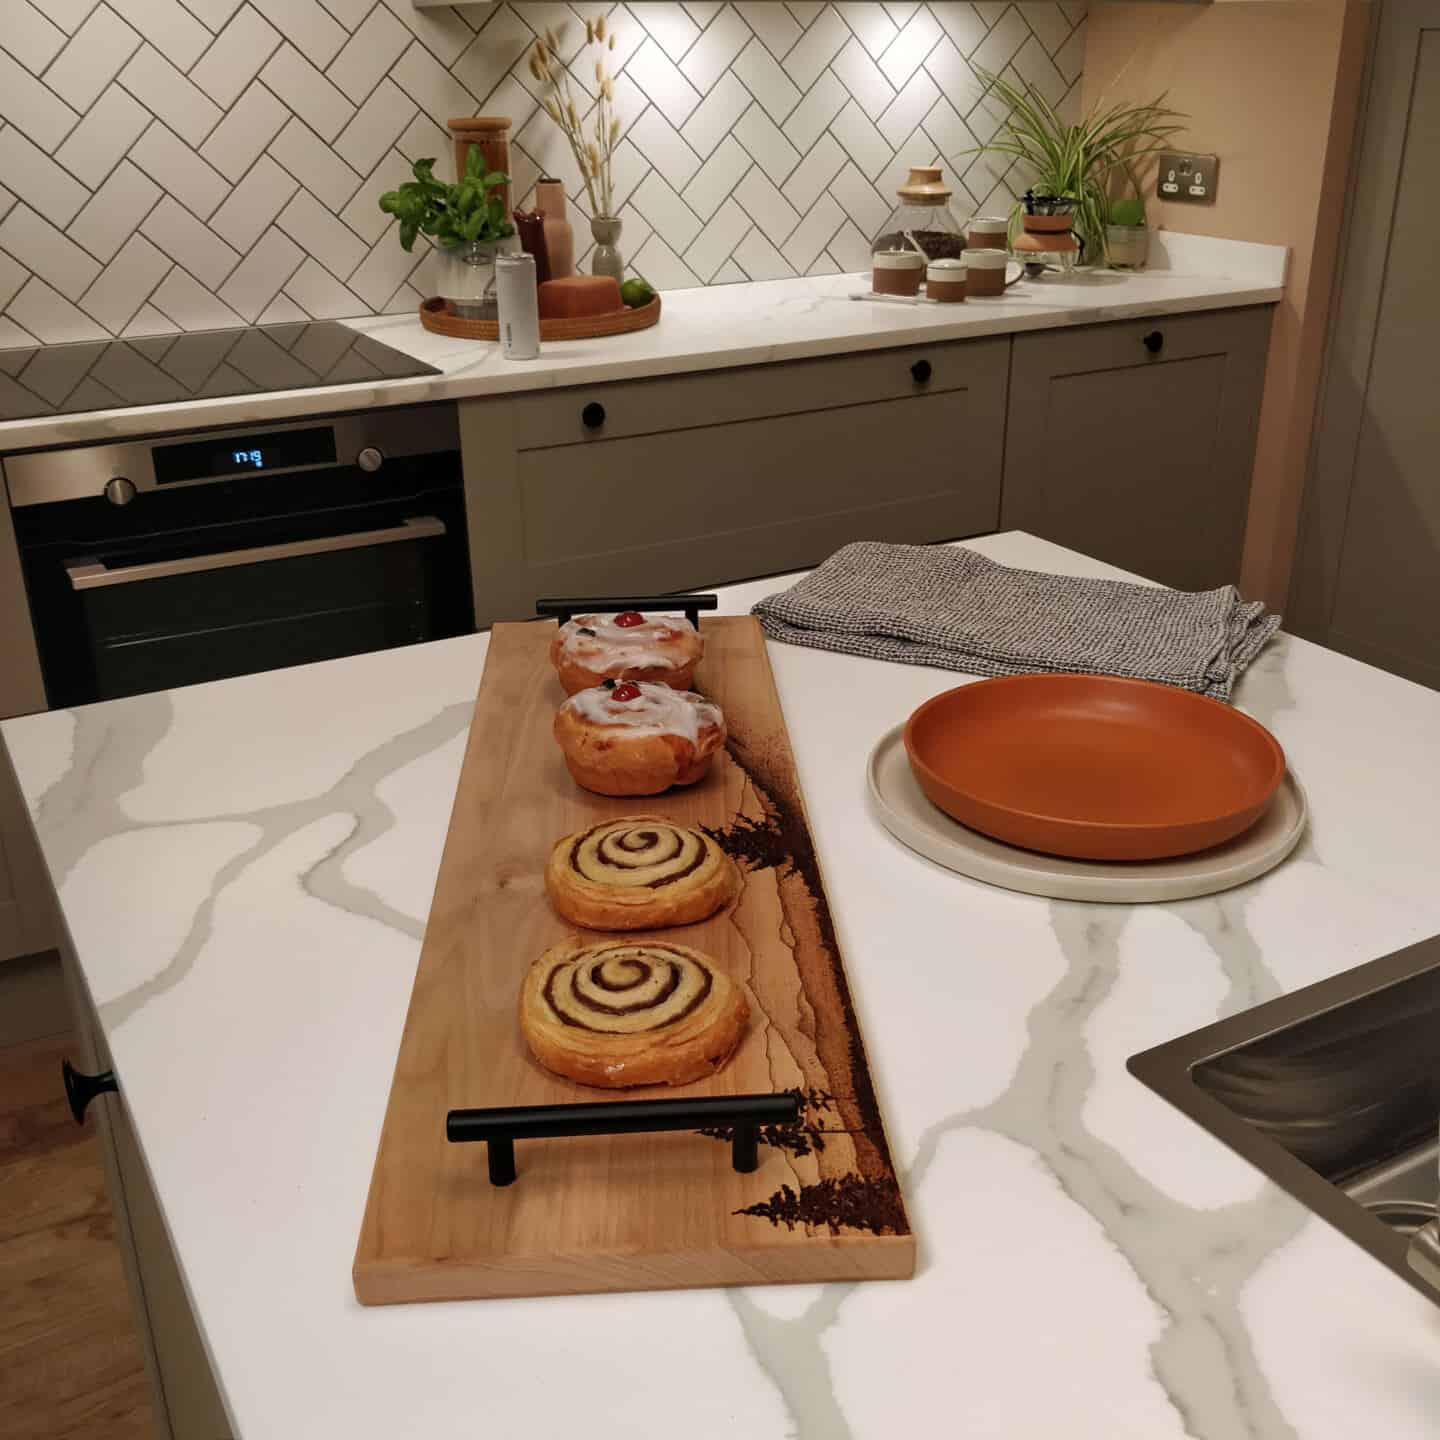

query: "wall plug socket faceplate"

left=1157, top=152, right=1220, bottom=204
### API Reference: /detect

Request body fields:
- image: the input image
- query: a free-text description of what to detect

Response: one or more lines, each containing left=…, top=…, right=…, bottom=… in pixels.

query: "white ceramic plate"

left=866, top=724, right=1308, bottom=903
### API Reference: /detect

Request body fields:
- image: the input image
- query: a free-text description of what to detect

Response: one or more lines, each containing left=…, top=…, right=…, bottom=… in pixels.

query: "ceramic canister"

left=963, top=247, right=1011, bottom=298
left=873, top=248, right=925, bottom=296
left=967, top=215, right=1009, bottom=250
left=926, top=258, right=966, bottom=302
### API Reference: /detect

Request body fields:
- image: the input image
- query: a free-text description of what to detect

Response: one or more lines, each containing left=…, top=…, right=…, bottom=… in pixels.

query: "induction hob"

left=0, top=322, right=441, bottom=423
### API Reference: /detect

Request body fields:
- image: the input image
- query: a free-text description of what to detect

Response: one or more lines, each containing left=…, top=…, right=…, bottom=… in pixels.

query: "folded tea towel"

left=752, top=542, right=1280, bottom=701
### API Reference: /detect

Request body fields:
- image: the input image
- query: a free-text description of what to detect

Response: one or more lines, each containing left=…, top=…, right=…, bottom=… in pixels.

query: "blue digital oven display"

left=153, top=427, right=337, bottom=484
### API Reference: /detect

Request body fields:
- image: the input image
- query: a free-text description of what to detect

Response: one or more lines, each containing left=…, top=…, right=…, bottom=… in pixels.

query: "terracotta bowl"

left=902, top=674, right=1286, bottom=861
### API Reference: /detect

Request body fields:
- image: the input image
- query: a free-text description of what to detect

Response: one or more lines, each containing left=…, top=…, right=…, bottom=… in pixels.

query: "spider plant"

left=966, top=69, right=1185, bottom=263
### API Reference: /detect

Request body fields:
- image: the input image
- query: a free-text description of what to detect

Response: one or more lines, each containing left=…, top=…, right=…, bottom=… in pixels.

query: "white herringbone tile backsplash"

left=0, top=1, right=1085, bottom=343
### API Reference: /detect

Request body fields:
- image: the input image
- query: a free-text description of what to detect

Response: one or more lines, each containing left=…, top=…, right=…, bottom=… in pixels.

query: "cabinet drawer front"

left=1011, top=306, right=1272, bottom=376
left=507, top=338, right=1009, bottom=449
left=469, top=351, right=1007, bottom=623
left=1002, top=306, right=1272, bottom=591
left=520, top=391, right=991, bottom=563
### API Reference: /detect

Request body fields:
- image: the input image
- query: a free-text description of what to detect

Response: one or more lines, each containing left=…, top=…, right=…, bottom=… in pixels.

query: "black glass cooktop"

left=0, top=322, right=441, bottom=422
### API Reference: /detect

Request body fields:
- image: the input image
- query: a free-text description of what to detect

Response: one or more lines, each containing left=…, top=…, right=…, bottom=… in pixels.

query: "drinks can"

left=495, top=252, right=540, bottom=360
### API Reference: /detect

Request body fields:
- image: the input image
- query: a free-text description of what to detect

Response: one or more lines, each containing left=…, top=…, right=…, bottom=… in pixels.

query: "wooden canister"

left=447, top=116, right=512, bottom=211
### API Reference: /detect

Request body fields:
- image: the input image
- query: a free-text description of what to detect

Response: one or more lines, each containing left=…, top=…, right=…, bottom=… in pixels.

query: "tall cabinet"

left=1290, top=0, right=1440, bottom=688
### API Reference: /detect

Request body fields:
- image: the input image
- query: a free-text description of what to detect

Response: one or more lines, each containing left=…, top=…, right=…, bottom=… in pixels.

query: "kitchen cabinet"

left=464, top=338, right=1008, bottom=625
left=1001, top=307, right=1272, bottom=591
left=1291, top=0, right=1440, bottom=688
left=58, top=935, right=231, bottom=1440
left=0, top=747, right=55, bottom=963
left=0, top=458, right=54, bottom=963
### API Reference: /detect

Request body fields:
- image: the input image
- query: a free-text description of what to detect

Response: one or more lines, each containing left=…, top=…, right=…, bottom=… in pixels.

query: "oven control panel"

left=5, top=405, right=456, bottom=507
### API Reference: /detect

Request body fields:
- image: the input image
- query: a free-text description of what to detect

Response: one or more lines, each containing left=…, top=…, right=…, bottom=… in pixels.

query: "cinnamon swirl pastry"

left=521, top=939, right=749, bottom=1088
left=546, top=816, right=739, bottom=930
left=553, top=681, right=726, bottom=796
left=551, top=611, right=704, bottom=695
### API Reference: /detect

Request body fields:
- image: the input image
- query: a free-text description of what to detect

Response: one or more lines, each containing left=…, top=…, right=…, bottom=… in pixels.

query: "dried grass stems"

left=530, top=15, right=623, bottom=218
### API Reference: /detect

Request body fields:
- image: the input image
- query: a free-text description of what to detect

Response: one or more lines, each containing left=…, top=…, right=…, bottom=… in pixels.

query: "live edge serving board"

left=353, top=617, right=914, bottom=1304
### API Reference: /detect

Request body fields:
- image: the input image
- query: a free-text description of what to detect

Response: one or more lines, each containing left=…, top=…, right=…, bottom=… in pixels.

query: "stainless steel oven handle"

left=64, top=515, right=447, bottom=591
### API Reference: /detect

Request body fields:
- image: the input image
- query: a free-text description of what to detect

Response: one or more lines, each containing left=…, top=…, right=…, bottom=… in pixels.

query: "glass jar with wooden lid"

left=872, top=166, right=965, bottom=263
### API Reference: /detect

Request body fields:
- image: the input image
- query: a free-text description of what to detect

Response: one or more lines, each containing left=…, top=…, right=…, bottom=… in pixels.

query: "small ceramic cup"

left=967, top=215, right=1009, bottom=250
left=925, top=258, right=966, bottom=302
left=873, top=248, right=925, bottom=297
left=963, top=248, right=1016, bottom=298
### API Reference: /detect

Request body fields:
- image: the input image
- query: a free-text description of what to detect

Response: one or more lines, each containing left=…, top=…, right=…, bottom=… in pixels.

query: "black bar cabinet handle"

left=447, top=1091, right=801, bottom=1187
left=62, top=1059, right=117, bottom=1125
left=536, top=593, right=719, bottom=629
left=1142, top=329, right=1164, bottom=355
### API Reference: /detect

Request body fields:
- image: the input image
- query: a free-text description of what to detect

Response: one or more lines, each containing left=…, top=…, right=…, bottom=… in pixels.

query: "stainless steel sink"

left=1129, top=933, right=1440, bottom=1302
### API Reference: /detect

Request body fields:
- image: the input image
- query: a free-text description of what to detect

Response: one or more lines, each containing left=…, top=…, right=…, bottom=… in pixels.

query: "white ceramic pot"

left=437, top=240, right=502, bottom=320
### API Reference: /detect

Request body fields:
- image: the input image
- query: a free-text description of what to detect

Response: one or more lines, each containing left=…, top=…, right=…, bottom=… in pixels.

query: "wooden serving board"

left=353, top=617, right=914, bottom=1304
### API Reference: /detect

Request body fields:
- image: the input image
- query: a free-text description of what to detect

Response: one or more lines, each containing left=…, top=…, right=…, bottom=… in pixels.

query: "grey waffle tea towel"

left=752, top=542, right=1281, bottom=701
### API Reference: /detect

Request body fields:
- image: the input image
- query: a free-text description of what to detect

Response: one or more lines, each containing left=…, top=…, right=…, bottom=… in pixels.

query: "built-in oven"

left=6, top=403, right=472, bottom=708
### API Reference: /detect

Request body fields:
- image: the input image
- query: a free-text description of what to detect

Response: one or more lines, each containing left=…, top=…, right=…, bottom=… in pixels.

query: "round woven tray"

left=418, top=293, right=661, bottom=341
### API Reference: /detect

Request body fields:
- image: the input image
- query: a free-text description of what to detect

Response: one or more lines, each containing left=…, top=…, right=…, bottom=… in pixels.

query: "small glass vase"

left=438, top=239, right=501, bottom=320
left=590, top=215, right=624, bottom=282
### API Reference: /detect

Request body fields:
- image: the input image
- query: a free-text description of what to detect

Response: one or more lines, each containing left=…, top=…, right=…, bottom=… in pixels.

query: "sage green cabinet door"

left=1291, top=1, right=1440, bottom=689
left=465, top=338, right=1008, bottom=626
left=1001, top=307, right=1272, bottom=591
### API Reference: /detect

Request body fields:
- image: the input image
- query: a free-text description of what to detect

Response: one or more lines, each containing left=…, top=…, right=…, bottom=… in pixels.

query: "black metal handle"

left=581, top=401, right=606, bottom=429
left=536, top=593, right=719, bottom=629
left=447, top=1091, right=801, bottom=1186
left=1142, top=329, right=1164, bottom=355
left=911, top=359, right=932, bottom=384
left=62, top=1059, right=117, bottom=1125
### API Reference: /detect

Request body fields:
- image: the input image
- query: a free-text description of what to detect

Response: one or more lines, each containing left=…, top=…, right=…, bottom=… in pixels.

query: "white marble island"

left=5, top=531, right=1439, bottom=1440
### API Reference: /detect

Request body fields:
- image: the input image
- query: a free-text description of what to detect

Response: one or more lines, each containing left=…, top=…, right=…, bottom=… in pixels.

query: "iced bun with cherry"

left=551, top=610, right=704, bottom=696
left=553, top=680, right=725, bottom=796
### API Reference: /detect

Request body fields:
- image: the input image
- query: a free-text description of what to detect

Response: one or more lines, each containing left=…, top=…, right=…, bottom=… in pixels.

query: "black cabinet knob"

left=62, top=1059, right=117, bottom=1125
left=581, top=402, right=606, bottom=429
left=1142, top=330, right=1164, bottom=355
left=911, top=359, right=933, bottom=384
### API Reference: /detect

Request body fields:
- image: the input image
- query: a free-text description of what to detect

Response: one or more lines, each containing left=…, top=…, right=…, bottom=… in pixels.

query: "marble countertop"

left=0, top=233, right=1285, bottom=452
left=8, top=529, right=1435, bottom=1440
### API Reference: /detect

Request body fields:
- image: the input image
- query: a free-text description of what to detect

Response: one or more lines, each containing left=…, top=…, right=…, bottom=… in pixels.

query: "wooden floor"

left=0, top=1033, right=154, bottom=1439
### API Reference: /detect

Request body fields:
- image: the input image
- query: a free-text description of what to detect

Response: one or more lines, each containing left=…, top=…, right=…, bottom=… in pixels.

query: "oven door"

left=66, top=514, right=463, bottom=702
left=24, top=487, right=472, bottom=706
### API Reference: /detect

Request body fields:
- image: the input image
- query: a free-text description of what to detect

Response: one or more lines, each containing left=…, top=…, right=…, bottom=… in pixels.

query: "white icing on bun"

left=556, top=614, right=699, bottom=676
left=561, top=682, right=722, bottom=744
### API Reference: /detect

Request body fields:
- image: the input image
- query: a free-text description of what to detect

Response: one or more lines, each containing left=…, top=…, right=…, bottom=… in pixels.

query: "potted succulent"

left=1105, top=196, right=1150, bottom=271
left=965, top=68, right=1183, bottom=266
left=380, top=148, right=514, bottom=319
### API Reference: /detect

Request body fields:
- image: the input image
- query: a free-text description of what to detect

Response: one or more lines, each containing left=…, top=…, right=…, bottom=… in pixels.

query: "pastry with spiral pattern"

left=521, top=939, right=749, bottom=1088
left=547, top=816, right=739, bottom=930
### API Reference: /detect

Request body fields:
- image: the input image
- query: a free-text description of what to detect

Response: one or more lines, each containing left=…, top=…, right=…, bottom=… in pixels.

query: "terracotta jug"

left=534, top=177, right=575, bottom=280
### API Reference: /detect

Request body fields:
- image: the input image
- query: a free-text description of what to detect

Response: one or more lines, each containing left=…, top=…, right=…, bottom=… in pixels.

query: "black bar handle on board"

left=535, top=594, right=719, bottom=629
left=447, top=1091, right=801, bottom=1187
left=62, top=1059, right=117, bottom=1125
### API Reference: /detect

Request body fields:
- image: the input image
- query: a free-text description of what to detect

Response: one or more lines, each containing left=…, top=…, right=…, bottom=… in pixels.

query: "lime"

left=621, top=278, right=655, bottom=308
